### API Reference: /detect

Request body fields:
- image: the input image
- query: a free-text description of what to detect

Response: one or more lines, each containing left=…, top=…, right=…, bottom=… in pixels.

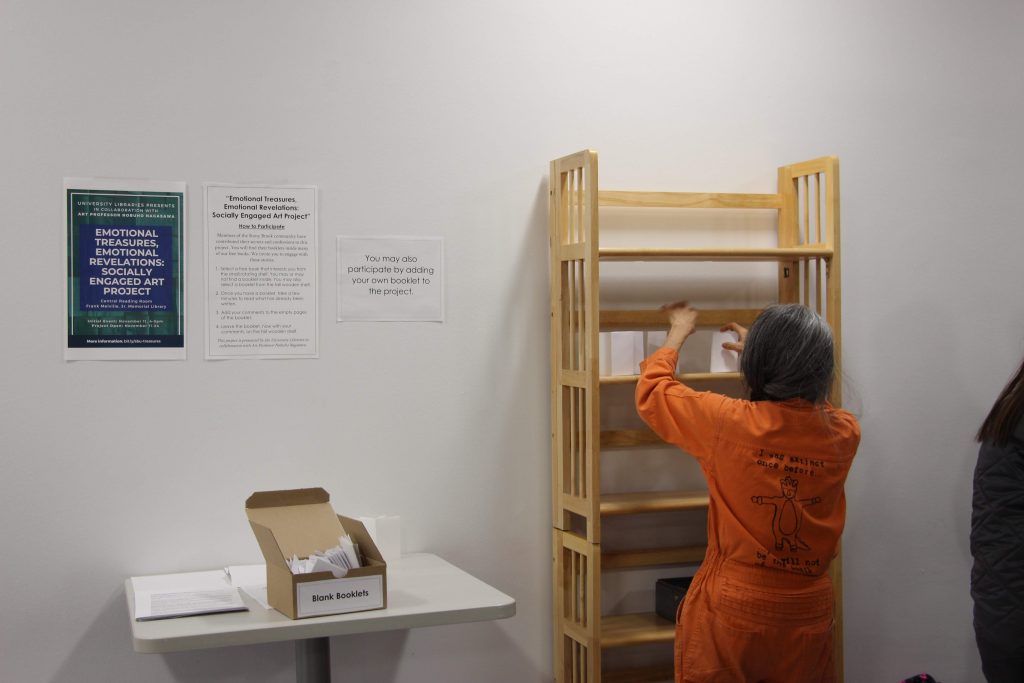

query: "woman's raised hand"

left=660, top=301, right=699, bottom=350
left=720, top=321, right=748, bottom=353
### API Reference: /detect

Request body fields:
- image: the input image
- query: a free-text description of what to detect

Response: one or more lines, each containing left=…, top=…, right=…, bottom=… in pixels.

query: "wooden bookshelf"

left=550, top=151, right=844, bottom=682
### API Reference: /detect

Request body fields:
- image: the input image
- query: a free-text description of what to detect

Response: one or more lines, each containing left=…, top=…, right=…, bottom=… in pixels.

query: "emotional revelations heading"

left=210, top=193, right=311, bottom=226
left=80, top=226, right=172, bottom=305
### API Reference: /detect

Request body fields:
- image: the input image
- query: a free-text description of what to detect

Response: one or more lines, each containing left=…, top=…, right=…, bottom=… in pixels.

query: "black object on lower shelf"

left=655, top=576, right=694, bottom=622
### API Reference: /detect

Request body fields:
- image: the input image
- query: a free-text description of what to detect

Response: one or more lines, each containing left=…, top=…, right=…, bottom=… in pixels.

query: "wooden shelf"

left=599, top=246, right=832, bottom=262
left=602, top=664, right=674, bottom=683
left=599, top=190, right=782, bottom=210
left=551, top=151, right=845, bottom=682
left=601, top=428, right=663, bottom=449
left=602, top=545, right=707, bottom=570
left=601, top=490, right=709, bottom=515
left=601, top=372, right=740, bottom=385
left=600, top=308, right=761, bottom=331
left=601, top=613, right=675, bottom=649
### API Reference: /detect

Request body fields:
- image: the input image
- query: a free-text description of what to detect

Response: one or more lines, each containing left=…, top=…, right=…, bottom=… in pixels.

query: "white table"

left=126, top=553, right=516, bottom=682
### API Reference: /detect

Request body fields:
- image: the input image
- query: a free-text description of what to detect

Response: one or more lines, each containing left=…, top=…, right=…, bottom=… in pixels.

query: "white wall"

left=2, top=1, right=1022, bottom=681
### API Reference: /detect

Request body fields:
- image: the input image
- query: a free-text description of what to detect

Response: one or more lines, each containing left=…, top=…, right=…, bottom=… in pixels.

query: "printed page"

left=204, top=184, right=319, bottom=359
left=132, top=570, right=247, bottom=621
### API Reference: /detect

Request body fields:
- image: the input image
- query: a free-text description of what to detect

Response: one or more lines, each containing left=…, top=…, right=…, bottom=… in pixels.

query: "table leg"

left=295, top=637, right=331, bottom=683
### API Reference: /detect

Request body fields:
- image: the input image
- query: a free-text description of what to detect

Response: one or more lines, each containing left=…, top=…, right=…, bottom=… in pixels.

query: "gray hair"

left=741, top=304, right=835, bottom=404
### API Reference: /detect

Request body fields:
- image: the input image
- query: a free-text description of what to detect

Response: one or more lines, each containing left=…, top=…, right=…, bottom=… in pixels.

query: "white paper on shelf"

left=644, top=330, right=667, bottom=358
left=610, top=331, right=644, bottom=376
left=599, top=332, right=611, bottom=375
left=710, top=330, right=740, bottom=373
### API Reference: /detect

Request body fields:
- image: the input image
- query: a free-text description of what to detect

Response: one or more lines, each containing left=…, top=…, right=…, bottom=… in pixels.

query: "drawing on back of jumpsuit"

left=752, top=476, right=821, bottom=551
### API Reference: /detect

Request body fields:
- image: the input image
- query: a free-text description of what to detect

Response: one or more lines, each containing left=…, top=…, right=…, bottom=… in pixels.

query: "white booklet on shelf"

left=710, top=330, right=740, bottom=373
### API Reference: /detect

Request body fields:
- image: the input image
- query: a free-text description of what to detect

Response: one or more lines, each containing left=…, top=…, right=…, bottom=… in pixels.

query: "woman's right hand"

left=720, top=322, right=748, bottom=353
left=659, top=301, right=699, bottom=351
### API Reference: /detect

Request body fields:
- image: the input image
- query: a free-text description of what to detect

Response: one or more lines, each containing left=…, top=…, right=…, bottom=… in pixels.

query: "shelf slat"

left=598, top=246, right=832, bottom=262
left=599, top=190, right=782, bottom=210
left=602, top=546, right=708, bottom=570
left=601, top=428, right=663, bottom=449
left=601, top=372, right=741, bottom=385
left=601, top=613, right=676, bottom=648
left=600, top=307, right=761, bottom=331
left=601, top=490, right=709, bottom=515
left=602, top=664, right=675, bottom=683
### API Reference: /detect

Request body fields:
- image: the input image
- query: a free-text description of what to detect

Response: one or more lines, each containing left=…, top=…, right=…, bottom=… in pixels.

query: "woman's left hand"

left=719, top=321, right=748, bottom=353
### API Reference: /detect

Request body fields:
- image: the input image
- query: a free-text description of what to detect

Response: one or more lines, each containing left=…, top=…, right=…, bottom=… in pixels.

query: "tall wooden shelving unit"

left=549, top=150, right=843, bottom=683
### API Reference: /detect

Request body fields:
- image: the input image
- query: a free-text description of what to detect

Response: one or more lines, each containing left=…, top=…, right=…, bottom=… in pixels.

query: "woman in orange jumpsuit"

left=635, top=302, right=860, bottom=683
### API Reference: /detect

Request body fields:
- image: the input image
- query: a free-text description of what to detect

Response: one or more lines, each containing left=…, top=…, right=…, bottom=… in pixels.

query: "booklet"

left=132, top=570, right=248, bottom=621
left=710, top=330, right=741, bottom=373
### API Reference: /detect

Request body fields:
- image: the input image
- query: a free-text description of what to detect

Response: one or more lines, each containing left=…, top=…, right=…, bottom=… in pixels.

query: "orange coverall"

left=636, top=348, right=860, bottom=683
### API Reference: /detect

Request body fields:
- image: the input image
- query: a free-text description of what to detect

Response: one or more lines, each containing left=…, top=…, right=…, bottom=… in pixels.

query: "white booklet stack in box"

left=245, top=488, right=387, bottom=619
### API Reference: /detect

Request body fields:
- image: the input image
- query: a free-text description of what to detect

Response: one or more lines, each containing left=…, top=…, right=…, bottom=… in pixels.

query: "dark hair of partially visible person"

left=976, top=354, right=1024, bottom=447
left=740, top=303, right=834, bottom=404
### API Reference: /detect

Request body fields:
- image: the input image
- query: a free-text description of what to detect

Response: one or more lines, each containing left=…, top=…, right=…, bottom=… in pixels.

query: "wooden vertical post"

left=551, top=151, right=602, bottom=682
left=822, top=156, right=843, bottom=683
left=777, top=165, right=800, bottom=305
left=777, top=157, right=844, bottom=683
left=823, top=158, right=842, bottom=405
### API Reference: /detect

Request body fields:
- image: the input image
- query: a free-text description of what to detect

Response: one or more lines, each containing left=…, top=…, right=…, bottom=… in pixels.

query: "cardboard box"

left=245, top=488, right=387, bottom=619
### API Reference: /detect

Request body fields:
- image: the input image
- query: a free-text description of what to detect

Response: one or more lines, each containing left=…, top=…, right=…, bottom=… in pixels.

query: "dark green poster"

left=64, top=178, right=186, bottom=360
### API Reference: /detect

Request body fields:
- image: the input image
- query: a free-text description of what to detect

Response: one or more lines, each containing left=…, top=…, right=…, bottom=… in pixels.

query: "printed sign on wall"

left=337, top=236, right=444, bottom=322
left=64, top=178, right=186, bottom=360
left=204, top=184, right=319, bottom=360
